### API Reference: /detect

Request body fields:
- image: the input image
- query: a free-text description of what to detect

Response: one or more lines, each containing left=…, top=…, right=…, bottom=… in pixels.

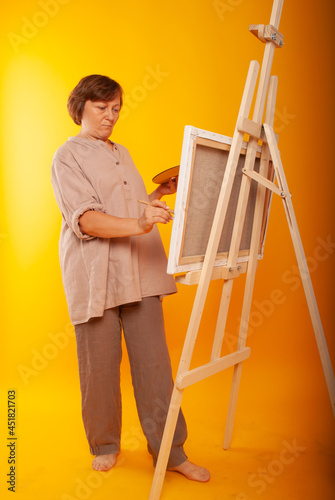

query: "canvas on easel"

left=148, top=1, right=335, bottom=499
left=168, top=126, right=274, bottom=276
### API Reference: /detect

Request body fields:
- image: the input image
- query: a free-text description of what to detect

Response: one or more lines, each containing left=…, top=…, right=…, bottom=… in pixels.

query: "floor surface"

left=1, top=350, right=334, bottom=500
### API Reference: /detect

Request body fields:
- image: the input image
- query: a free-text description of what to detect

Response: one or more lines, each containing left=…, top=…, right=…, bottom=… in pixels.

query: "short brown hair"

left=67, top=75, right=123, bottom=125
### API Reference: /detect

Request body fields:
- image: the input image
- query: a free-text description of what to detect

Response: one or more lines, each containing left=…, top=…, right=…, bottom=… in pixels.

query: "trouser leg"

left=75, top=308, right=122, bottom=456
left=120, top=296, right=188, bottom=467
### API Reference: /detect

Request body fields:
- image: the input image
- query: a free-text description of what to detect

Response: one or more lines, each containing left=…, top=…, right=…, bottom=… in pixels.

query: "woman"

left=51, top=75, right=210, bottom=482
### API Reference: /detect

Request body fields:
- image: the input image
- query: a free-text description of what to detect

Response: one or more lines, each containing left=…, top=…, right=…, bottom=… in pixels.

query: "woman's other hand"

left=149, top=176, right=178, bottom=201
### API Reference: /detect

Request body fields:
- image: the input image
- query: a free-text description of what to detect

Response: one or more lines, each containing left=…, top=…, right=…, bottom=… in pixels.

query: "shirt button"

left=114, top=146, right=118, bottom=150
left=124, top=181, right=127, bottom=185
left=116, top=161, right=120, bottom=165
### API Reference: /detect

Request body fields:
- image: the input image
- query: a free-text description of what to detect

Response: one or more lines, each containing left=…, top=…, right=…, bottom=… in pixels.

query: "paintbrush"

left=138, top=200, right=174, bottom=215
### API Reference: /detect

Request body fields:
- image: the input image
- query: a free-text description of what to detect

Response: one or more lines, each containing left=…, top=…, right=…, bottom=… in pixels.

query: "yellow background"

left=1, top=0, right=334, bottom=499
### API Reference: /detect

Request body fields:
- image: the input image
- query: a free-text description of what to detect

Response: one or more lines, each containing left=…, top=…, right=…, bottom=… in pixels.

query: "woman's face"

left=80, top=96, right=121, bottom=142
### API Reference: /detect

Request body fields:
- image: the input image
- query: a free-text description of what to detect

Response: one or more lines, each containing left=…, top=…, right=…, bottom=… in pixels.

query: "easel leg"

left=221, top=136, right=271, bottom=451
left=264, top=123, right=335, bottom=417
left=224, top=77, right=279, bottom=449
left=211, top=279, right=234, bottom=361
left=223, top=362, right=243, bottom=449
left=149, top=385, right=184, bottom=500
left=223, top=147, right=272, bottom=448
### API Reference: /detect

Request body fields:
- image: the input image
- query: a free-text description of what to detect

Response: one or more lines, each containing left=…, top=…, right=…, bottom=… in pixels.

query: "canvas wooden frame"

left=167, top=126, right=274, bottom=275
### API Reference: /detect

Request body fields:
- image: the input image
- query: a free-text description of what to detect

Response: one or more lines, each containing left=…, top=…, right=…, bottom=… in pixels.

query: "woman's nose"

left=106, top=109, right=113, bottom=120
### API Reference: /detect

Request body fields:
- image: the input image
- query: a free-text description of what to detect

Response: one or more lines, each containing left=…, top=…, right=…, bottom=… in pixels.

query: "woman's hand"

left=137, top=199, right=173, bottom=233
left=149, top=176, right=178, bottom=201
left=79, top=200, right=173, bottom=239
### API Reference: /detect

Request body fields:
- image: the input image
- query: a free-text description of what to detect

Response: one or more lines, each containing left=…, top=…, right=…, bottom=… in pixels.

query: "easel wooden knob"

left=249, top=24, right=284, bottom=47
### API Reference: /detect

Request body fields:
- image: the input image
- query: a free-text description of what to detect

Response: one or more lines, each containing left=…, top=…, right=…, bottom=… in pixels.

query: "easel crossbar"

left=175, top=261, right=248, bottom=285
left=176, top=348, right=251, bottom=390
left=242, top=168, right=282, bottom=196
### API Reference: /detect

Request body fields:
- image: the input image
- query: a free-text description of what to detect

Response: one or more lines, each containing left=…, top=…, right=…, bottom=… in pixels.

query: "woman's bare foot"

left=92, top=453, right=119, bottom=471
left=167, top=460, right=211, bottom=482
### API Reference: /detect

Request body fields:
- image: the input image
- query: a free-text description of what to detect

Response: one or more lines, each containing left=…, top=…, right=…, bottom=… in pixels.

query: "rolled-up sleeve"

left=51, top=149, right=106, bottom=240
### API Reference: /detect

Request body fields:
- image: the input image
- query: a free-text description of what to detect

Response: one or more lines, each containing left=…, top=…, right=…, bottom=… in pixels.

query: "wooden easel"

left=149, top=1, right=335, bottom=498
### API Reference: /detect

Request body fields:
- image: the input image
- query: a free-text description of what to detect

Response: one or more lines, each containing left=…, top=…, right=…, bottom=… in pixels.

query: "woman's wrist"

left=149, top=187, right=162, bottom=202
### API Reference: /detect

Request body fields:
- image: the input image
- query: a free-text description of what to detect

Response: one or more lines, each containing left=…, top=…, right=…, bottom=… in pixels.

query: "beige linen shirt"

left=51, top=136, right=177, bottom=325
